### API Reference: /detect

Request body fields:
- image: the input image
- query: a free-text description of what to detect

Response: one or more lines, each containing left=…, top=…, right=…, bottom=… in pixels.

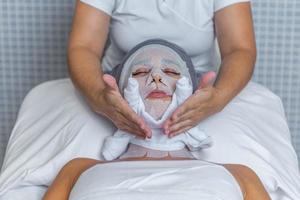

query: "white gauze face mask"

left=129, top=46, right=186, bottom=120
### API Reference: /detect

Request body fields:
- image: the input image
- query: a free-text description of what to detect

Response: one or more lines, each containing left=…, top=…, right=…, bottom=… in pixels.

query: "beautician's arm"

left=68, top=1, right=151, bottom=138
left=213, top=2, right=257, bottom=107
left=42, top=158, right=101, bottom=200
left=164, top=2, right=256, bottom=136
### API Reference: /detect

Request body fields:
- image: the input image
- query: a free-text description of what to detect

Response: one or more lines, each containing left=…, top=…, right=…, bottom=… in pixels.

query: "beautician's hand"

left=163, top=71, right=221, bottom=137
left=97, top=74, right=152, bottom=138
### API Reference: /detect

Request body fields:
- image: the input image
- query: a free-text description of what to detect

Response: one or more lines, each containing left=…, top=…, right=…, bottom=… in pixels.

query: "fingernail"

left=163, top=124, right=168, bottom=130
left=146, top=130, right=151, bottom=138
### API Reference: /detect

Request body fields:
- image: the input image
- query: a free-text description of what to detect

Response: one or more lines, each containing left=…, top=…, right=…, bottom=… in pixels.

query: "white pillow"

left=0, top=78, right=299, bottom=199
left=0, top=78, right=116, bottom=195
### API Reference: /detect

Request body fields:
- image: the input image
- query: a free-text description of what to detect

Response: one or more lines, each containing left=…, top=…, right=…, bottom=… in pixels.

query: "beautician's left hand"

left=163, top=71, right=223, bottom=137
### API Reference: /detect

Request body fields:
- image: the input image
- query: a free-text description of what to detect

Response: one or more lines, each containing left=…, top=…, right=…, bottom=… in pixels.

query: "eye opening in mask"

left=131, top=66, right=181, bottom=78
left=161, top=67, right=181, bottom=78
left=131, top=67, right=151, bottom=77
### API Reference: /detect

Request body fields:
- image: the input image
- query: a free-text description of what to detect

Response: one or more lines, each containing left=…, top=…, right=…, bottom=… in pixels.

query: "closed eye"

left=132, top=68, right=150, bottom=77
left=163, top=68, right=181, bottom=76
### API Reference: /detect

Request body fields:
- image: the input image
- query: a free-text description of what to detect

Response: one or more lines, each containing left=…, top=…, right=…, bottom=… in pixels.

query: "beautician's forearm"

left=213, top=3, right=256, bottom=109
left=68, top=46, right=105, bottom=111
left=213, top=49, right=256, bottom=108
left=67, top=1, right=110, bottom=112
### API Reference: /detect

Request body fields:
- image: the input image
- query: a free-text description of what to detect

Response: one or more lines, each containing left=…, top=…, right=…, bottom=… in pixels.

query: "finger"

left=170, top=101, right=194, bottom=122
left=170, top=106, right=186, bottom=122
left=169, top=125, right=194, bottom=138
left=122, top=116, right=150, bottom=138
left=168, top=119, right=193, bottom=134
left=169, top=109, right=196, bottom=126
left=111, top=106, right=148, bottom=136
left=198, top=71, right=216, bottom=89
left=165, top=103, right=192, bottom=135
left=104, top=83, right=151, bottom=137
left=100, top=83, right=151, bottom=138
left=162, top=119, right=172, bottom=135
left=117, top=102, right=152, bottom=137
left=122, top=111, right=151, bottom=137
left=120, top=125, right=146, bottom=139
left=171, top=91, right=210, bottom=122
left=116, top=112, right=140, bottom=130
left=110, top=91, right=152, bottom=138
left=115, top=113, right=146, bottom=137
left=142, top=125, right=152, bottom=138
left=103, top=74, right=120, bottom=92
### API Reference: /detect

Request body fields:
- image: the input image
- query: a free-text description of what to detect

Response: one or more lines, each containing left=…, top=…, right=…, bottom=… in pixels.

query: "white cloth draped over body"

left=69, top=160, right=244, bottom=200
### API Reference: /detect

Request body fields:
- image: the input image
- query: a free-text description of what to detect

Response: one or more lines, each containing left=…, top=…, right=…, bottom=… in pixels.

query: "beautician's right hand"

left=96, top=74, right=152, bottom=138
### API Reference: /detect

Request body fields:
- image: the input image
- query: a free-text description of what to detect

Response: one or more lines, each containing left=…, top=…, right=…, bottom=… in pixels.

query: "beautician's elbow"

left=67, top=44, right=101, bottom=69
left=222, top=46, right=257, bottom=64
left=66, top=44, right=102, bottom=86
left=239, top=46, right=257, bottom=62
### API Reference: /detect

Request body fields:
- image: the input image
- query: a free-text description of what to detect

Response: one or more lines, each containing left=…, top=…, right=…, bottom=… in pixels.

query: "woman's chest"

left=110, top=0, right=215, bottom=56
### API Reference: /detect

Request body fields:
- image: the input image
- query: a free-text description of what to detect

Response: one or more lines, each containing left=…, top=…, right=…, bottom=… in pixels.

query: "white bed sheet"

left=0, top=186, right=45, bottom=200
left=0, top=78, right=299, bottom=199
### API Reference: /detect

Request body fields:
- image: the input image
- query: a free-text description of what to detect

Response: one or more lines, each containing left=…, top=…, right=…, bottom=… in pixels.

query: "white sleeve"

left=80, top=0, right=116, bottom=16
left=214, top=0, right=251, bottom=12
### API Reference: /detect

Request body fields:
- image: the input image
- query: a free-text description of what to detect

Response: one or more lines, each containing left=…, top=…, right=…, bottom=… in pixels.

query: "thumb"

left=103, top=74, right=120, bottom=92
left=198, top=71, right=216, bottom=89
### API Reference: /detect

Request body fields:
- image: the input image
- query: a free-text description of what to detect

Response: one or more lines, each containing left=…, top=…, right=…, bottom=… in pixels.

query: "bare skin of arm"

left=213, top=2, right=257, bottom=106
left=42, top=158, right=102, bottom=200
left=224, top=164, right=271, bottom=200
left=68, top=0, right=151, bottom=138
left=42, top=158, right=270, bottom=200
left=164, top=2, right=257, bottom=136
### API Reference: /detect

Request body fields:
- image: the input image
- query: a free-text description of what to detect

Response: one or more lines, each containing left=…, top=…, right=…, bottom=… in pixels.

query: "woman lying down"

left=43, top=39, right=270, bottom=200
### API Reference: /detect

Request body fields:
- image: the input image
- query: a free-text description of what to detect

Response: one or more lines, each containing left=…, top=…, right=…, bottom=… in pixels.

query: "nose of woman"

left=151, top=72, right=162, bottom=85
left=146, top=68, right=165, bottom=87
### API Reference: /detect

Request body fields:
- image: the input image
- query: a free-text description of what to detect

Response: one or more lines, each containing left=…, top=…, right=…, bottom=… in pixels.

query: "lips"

left=146, top=90, right=172, bottom=99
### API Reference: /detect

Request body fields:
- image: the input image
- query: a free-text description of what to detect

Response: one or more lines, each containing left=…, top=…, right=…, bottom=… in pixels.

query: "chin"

left=144, top=98, right=172, bottom=120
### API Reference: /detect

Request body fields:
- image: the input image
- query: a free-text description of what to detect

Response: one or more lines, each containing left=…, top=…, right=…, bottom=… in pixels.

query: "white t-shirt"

left=80, top=0, right=250, bottom=73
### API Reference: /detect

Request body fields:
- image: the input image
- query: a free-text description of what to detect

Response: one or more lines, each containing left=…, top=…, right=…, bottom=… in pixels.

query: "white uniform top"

left=80, top=0, right=250, bottom=73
